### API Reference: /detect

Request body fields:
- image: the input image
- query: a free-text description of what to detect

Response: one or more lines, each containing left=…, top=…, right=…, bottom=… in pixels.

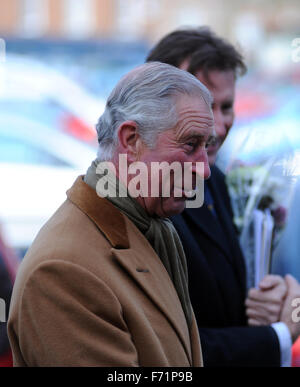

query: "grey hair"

left=96, top=61, right=212, bottom=161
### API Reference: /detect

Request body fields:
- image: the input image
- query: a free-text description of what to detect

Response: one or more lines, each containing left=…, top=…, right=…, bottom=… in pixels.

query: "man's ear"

left=117, top=121, right=143, bottom=162
left=178, top=58, right=190, bottom=71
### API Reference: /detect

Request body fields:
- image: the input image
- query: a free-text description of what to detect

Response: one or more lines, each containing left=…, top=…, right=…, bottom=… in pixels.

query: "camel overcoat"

left=8, top=176, right=202, bottom=367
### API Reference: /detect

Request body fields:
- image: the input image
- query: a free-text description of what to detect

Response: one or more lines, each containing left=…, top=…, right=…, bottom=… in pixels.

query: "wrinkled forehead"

left=175, top=93, right=213, bottom=116
left=172, top=84, right=213, bottom=111
left=175, top=94, right=215, bottom=136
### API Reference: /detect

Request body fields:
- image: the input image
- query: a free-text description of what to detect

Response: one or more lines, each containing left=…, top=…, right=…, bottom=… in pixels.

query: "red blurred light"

left=234, top=91, right=276, bottom=120
left=61, top=115, right=97, bottom=143
left=292, top=337, right=300, bottom=367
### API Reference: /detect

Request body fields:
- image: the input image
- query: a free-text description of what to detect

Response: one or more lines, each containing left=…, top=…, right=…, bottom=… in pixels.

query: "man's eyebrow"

left=212, top=98, right=234, bottom=107
left=222, top=99, right=234, bottom=106
left=179, top=133, right=204, bottom=142
left=181, top=130, right=215, bottom=140
left=184, top=133, right=205, bottom=139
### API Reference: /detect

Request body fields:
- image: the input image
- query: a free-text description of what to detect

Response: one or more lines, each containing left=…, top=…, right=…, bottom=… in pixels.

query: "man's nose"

left=191, top=155, right=211, bottom=181
left=201, top=150, right=211, bottom=180
left=203, top=159, right=211, bottom=180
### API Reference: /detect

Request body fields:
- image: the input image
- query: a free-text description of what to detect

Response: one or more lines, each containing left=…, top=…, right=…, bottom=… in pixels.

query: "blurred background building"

left=0, top=0, right=299, bottom=43
left=0, top=0, right=300, bottom=364
left=1, top=0, right=300, bottom=92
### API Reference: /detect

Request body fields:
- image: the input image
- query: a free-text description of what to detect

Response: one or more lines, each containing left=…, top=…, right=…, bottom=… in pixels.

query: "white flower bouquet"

left=226, top=158, right=293, bottom=289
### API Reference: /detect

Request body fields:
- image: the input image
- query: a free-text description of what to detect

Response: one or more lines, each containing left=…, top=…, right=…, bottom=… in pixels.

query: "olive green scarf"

left=84, top=159, right=192, bottom=328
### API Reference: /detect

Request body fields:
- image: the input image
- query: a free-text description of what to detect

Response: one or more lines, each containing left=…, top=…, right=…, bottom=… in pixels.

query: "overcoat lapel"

left=112, top=247, right=192, bottom=365
left=67, top=176, right=193, bottom=366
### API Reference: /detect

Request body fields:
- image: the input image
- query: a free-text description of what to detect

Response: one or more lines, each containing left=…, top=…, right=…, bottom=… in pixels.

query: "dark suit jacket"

left=171, top=165, right=281, bottom=367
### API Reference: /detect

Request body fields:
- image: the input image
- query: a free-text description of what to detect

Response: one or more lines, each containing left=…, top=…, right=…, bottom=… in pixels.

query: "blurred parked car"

left=0, top=56, right=103, bottom=255
left=0, top=114, right=97, bottom=256
left=1, top=54, right=105, bottom=144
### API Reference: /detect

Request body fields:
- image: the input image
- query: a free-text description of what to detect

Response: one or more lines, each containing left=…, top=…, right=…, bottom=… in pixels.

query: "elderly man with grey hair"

left=8, top=62, right=215, bottom=367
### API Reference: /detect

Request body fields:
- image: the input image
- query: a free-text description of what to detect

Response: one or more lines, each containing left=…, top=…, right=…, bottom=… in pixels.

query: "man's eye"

left=205, top=138, right=216, bottom=149
left=185, top=141, right=197, bottom=150
left=222, top=104, right=233, bottom=112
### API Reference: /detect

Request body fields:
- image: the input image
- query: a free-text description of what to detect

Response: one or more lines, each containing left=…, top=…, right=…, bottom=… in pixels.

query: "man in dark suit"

left=146, top=28, right=300, bottom=366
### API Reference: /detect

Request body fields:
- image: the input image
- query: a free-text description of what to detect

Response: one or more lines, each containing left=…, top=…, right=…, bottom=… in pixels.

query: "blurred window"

left=175, top=6, right=206, bottom=26
left=116, top=0, right=147, bottom=39
left=0, top=134, right=71, bottom=167
left=0, top=39, right=5, bottom=63
left=19, top=0, right=48, bottom=37
left=63, top=0, right=96, bottom=39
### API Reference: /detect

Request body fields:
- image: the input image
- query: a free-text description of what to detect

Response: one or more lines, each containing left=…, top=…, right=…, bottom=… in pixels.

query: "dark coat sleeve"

left=199, top=326, right=280, bottom=367
left=171, top=166, right=281, bottom=367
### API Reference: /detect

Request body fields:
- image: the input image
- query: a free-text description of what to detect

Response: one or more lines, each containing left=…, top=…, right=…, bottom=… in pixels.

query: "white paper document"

left=253, top=209, right=274, bottom=288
